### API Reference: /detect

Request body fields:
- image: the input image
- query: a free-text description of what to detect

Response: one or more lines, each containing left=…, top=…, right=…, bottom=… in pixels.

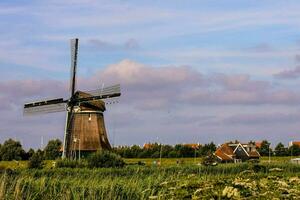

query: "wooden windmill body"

left=24, top=39, right=120, bottom=159
left=68, top=91, right=112, bottom=153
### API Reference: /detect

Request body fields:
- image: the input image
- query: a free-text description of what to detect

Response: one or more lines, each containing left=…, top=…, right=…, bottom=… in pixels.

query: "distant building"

left=183, top=143, right=201, bottom=149
left=215, top=142, right=260, bottom=163
left=143, top=143, right=156, bottom=149
left=291, top=158, right=300, bottom=164
left=143, top=143, right=201, bottom=150
left=255, top=142, right=262, bottom=149
left=289, top=141, right=300, bottom=148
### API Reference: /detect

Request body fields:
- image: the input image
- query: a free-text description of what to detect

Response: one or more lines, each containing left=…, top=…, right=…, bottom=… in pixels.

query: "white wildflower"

left=222, top=186, right=240, bottom=199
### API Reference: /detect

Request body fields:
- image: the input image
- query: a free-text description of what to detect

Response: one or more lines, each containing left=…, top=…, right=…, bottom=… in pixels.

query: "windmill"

left=24, top=38, right=121, bottom=159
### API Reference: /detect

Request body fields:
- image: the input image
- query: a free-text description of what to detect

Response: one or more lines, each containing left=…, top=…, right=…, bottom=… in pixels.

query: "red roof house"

left=215, top=142, right=260, bottom=163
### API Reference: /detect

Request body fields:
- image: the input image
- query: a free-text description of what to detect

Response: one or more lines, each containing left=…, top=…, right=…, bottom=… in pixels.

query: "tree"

left=288, top=144, right=300, bottom=156
left=199, top=142, right=216, bottom=156
left=257, top=140, right=272, bottom=156
left=168, top=151, right=178, bottom=158
left=274, top=143, right=288, bottom=156
left=0, top=139, right=26, bottom=161
left=27, top=148, right=35, bottom=159
left=130, top=145, right=143, bottom=158
left=28, top=151, right=44, bottom=169
left=44, top=139, right=62, bottom=160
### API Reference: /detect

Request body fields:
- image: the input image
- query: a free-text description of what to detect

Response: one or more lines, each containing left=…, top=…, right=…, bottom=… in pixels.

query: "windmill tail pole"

left=62, top=113, right=69, bottom=159
left=62, top=110, right=72, bottom=159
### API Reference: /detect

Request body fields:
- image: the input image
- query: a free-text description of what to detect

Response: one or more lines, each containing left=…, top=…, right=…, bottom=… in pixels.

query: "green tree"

left=274, top=142, right=288, bottom=156
left=0, top=139, right=25, bottom=161
left=44, top=139, right=62, bottom=160
left=288, top=144, right=300, bottom=156
left=199, top=142, right=216, bottom=156
left=257, top=140, right=272, bottom=156
left=27, top=148, right=35, bottom=159
left=28, top=151, right=44, bottom=169
left=130, top=145, right=143, bottom=158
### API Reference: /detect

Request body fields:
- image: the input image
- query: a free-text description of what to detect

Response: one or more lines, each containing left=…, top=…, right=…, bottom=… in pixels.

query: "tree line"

left=0, top=138, right=62, bottom=161
left=257, top=140, right=300, bottom=156
left=0, top=138, right=300, bottom=161
left=113, top=142, right=217, bottom=158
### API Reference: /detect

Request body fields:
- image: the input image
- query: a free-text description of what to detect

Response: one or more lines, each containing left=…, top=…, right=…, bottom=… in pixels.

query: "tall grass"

left=0, top=163, right=300, bottom=199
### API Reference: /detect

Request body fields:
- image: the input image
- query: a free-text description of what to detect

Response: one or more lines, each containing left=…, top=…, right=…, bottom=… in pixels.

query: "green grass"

left=0, top=156, right=296, bottom=169
left=0, top=157, right=300, bottom=199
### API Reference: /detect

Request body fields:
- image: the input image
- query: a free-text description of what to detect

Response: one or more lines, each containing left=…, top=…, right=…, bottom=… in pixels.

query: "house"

left=183, top=143, right=201, bottom=150
left=255, top=141, right=262, bottom=149
left=143, top=143, right=156, bottom=149
left=215, top=142, right=260, bottom=163
left=291, top=158, right=300, bottom=164
left=289, top=141, right=300, bottom=148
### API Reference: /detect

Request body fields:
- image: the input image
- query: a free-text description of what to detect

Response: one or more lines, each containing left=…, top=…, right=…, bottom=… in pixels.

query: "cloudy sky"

left=1, top=0, right=300, bottom=149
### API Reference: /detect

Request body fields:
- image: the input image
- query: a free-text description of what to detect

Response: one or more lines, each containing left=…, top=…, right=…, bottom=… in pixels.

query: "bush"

left=28, top=152, right=44, bottom=169
left=0, top=139, right=26, bottom=161
left=56, top=159, right=86, bottom=168
left=87, top=151, right=125, bottom=168
left=202, top=153, right=218, bottom=166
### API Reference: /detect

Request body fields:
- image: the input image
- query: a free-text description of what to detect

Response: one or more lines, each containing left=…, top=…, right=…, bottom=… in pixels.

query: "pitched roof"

left=215, top=142, right=260, bottom=161
left=143, top=143, right=155, bottom=149
left=183, top=143, right=201, bottom=149
left=255, top=142, right=262, bottom=148
left=248, top=151, right=260, bottom=157
left=292, top=141, right=300, bottom=147
left=215, top=143, right=234, bottom=161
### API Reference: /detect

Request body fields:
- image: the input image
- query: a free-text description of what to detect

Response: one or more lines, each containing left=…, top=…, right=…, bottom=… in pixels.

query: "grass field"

left=0, top=156, right=296, bottom=169
left=0, top=157, right=299, bottom=199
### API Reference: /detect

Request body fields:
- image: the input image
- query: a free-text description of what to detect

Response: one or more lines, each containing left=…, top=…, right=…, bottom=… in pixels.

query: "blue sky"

left=1, top=0, right=300, bottom=149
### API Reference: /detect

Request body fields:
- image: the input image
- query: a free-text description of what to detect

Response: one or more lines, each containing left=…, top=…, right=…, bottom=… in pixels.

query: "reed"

left=0, top=163, right=299, bottom=199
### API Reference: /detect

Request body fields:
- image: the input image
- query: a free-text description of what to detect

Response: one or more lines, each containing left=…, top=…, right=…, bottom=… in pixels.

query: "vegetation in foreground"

left=0, top=162, right=300, bottom=199
left=1, top=138, right=300, bottom=199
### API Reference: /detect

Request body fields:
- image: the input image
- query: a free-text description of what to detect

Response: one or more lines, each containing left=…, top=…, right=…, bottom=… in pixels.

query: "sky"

left=1, top=0, right=300, bottom=149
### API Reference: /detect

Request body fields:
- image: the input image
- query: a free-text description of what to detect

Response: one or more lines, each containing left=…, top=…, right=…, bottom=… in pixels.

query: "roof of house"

left=215, top=143, right=234, bottom=161
left=292, top=141, right=300, bottom=147
left=143, top=143, right=155, bottom=149
left=215, top=142, right=260, bottom=161
left=183, top=143, right=201, bottom=149
left=248, top=151, right=260, bottom=157
left=255, top=142, right=262, bottom=148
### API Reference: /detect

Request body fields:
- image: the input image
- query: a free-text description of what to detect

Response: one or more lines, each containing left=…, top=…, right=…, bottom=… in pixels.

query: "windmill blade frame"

left=24, top=98, right=67, bottom=115
left=76, top=92, right=121, bottom=104
left=24, top=103, right=66, bottom=115
left=83, top=84, right=121, bottom=97
left=70, top=38, right=79, bottom=96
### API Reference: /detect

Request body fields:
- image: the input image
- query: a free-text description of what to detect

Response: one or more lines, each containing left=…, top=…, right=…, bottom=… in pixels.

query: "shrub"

left=56, top=159, right=86, bottom=168
left=202, top=153, right=218, bottom=166
left=87, top=151, right=125, bottom=168
left=28, top=152, right=44, bottom=169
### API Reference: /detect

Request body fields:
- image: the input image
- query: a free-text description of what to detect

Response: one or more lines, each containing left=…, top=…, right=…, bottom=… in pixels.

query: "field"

left=0, top=157, right=300, bottom=199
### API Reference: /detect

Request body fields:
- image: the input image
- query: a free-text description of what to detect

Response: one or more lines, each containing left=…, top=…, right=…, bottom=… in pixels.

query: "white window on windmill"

left=88, top=114, right=92, bottom=121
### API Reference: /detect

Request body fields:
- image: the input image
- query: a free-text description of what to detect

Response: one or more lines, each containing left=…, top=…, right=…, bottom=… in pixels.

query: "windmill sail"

left=70, top=38, right=78, bottom=96
left=24, top=98, right=66, bottom=115
left=84, top=84, right=121, bottom=97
